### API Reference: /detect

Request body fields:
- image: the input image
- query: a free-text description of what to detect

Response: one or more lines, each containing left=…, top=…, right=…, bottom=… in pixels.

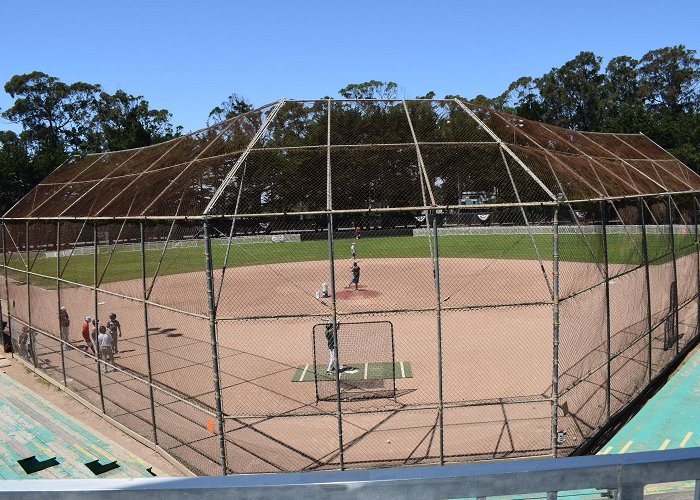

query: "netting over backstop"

left=2, top=98, right=700, bottom=475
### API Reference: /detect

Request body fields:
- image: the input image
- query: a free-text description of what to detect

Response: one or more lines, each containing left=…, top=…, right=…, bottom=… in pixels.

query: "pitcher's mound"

left=336, top=288, right=381, bottom=300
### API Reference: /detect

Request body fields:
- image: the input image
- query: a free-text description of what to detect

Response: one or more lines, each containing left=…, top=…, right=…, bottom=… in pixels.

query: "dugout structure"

left=2, top=98, right=700, bottom=476
left=312, top=320, right=396, bottom=401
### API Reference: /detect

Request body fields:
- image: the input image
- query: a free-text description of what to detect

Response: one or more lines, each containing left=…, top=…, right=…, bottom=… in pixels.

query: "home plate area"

left=292, top=361, right=412, bottom=382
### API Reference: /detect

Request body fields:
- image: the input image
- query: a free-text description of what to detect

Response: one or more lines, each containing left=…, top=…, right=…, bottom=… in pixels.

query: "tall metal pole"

left=57, top=222, right=67, bottom=387
left=694, top=196, right=700, bottom=338
left=1, top=224, right=12, bottom=353
left=327, top=213, right=345, bottom=470
left=0, top=223, right=6, bottom=355
left=551, top=205, right=560, bottom=457
left=667, top=196, right=679, bottom=355
left=140, top=222, right=158, bottom=445
left=639, top=198, right=653, bottom=382
left=26, top=221, right=36, bottom=368
left=431, top=212, right=445, bottom=465
left=203, top=218, right=228, bottom=475
left=600, top=202, right=612, bottom=421
left=94, top=223, right=105, bottom=413
left=0, top=233, right=3, bottom=354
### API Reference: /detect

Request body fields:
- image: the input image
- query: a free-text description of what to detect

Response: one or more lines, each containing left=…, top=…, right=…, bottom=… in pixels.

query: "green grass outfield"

left=5, top=232, right=695, bottom=288
left=292, top=361, right=413, bottom=382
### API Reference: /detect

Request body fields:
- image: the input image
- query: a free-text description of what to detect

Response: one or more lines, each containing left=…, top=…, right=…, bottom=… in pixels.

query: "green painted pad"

left=292, top=362, right=412, bottom=382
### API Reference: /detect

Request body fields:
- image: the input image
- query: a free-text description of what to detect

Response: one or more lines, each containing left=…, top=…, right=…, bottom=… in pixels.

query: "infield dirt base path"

left=7, top=253, right=697, bottom=473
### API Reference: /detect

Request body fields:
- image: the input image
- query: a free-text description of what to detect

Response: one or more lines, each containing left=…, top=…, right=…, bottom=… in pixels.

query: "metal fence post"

left=695, top=196, right=700, bottom=337
left=203, top=217, right=228, bottom=475
left=600, top=202, right=611, bottom=421
left=1, top=223, right=11, bottom=351
left=639, top=198, right=653, bottom=382
left=667, top=195, right=679, bottom=355
left=551, top=205, right=560, bottom=457
left=94, top=223, right=105, bottom=414
left=26, top=221, right=37, bottom=368
left=0, top=224, right=4, bottom=355
left=325, top=100, right=345, bottom=471
left=57, top=222, right=67, bottom=387
left=431, top=212, right=445, bottom=465
left=140, top=222, right=158, bottom=445
left=327, top=213, right=345, bottom=470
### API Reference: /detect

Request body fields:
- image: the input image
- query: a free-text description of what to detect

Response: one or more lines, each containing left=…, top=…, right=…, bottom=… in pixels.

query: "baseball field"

left=4, top=228, right=698, bottom=474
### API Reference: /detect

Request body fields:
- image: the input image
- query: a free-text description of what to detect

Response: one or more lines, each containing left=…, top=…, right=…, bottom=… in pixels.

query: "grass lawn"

left=4, top=232, right=695, bottom=288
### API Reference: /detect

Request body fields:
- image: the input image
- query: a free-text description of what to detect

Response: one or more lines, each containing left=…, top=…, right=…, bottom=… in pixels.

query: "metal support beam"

left=695, top=196, right=700, bottom=338
left=327, top=214, right=345, bottom=470
left=203, top=218, right=228, bottom=475
left=140, top=222, right=158, bottom=445
left=600, top=201, right=612, bottom=420
left=1, top=223, right=11, bottom=353
left=639, top=198, right=653, bottom=382
left=667, top=195, right=680, bottom=355
left=57, top=222, right=67, bottom=387
left=431, top=212, right=445, bottom=465
left=25, top=221, right=39, bottom=368
left=325, top=100, right=345, bottom=471
left=94, top=223, right=105, bottom=414
left=551, top=205, right=560, bottom=457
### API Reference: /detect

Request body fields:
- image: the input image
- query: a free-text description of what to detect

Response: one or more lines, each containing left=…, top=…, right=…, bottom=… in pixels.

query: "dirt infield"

left=6, top=253, right=698, bottom=473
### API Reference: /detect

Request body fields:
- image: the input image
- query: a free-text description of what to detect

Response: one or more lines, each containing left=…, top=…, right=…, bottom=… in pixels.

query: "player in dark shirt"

left=347, top=262, right=361, bottom=290
left=324, top=319, right=341, bottom=374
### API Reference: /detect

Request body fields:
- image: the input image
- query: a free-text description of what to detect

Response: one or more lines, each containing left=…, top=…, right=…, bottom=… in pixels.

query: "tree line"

left=1, top=44, right=698, bottom=214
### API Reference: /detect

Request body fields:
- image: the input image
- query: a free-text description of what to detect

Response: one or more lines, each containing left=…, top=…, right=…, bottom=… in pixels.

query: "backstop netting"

left=3, top=98, right=700, bottom=475
left=312, top=320, right=396, bottom=401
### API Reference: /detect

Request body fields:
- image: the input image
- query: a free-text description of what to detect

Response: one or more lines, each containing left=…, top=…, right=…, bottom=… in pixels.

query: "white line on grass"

left=299, top=364, right=309, bottom=382
left=400, top=362, right=405, bottom=378
left=364, top=363, right=368, bottom=379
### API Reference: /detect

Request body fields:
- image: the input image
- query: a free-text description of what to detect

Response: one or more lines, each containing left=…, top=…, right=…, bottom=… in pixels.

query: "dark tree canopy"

left=2, top=46, right=700, bottom=215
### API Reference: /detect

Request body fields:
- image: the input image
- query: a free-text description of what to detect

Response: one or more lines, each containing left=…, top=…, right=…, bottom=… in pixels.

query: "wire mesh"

left=3, top=98, right=700, bottom=476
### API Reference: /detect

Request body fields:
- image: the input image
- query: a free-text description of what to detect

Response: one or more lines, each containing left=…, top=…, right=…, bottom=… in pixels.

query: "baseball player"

left=347, top=262, right=361, bottom=290
left=324, top=318, right=341, bottom=374
left=351, top=242, right=357, bottom=261
left=107, top=313, right=122, bottom=353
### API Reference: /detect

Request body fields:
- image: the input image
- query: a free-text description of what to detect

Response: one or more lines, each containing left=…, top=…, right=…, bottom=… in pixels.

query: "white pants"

left=327, top=348, right=336, bottom=373
left=100, top=347, right=114, bottom=372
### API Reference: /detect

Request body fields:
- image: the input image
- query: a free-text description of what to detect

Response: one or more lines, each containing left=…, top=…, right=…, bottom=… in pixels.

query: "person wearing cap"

left=107, top=313, right=122, bottom=354
left=82, top=316, right=95, bottom=354
left=59, top=306, right=70, bottom=343
left=324, top=317, right=341, bottom=374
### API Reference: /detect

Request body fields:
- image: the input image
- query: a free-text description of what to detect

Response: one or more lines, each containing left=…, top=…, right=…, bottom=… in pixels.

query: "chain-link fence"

left=2, top=98, right=700, bottom=475
left=3, top=201, right=698, bottom=473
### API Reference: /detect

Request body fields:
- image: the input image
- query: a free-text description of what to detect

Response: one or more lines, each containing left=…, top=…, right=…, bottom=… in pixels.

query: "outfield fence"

left=2, top=194, right=699, bottom=476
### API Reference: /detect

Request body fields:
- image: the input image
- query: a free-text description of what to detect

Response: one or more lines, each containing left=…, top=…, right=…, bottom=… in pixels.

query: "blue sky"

left=1, top=0, right=699, bottom=134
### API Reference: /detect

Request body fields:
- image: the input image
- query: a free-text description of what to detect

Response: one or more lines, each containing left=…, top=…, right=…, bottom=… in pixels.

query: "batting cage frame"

left=311, top=320, right=396, bottom=402
left=2, top=98, right=700, bottom=476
